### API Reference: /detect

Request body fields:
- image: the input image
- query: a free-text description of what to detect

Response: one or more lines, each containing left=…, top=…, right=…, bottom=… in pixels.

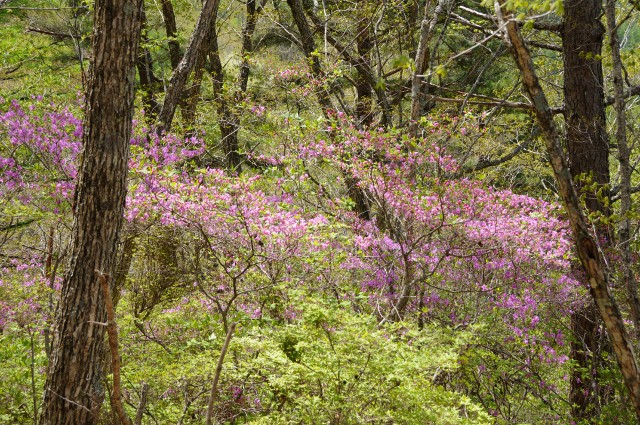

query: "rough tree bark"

left=39, top=0, right=143, bottom=423
left=497, top=8, right=640, bottom=421
left=562, top=1, right=611, bottom=418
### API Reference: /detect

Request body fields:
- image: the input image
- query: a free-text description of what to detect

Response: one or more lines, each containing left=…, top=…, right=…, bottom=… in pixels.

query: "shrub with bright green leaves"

left=117, top=291, right=493, bottom=424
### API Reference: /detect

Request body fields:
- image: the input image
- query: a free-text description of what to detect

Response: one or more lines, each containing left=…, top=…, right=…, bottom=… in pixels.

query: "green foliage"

left=0, top=327, right=47, bottom=424
left=115, top=291, right=493, bottom=424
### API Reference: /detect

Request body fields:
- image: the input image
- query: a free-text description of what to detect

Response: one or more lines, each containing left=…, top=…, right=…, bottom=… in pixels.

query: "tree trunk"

left=161, top=0, right=182, bottom=70
left=286, top=0, right=369, bottom=218
left=206, top=0, right=264, bottom=171
left=563, top=0, right=609, bottom=216
left=409, top=0, right=449, bottom=137
left=156, top=0, right=222, bottom=134
left=605, top=0, right=640, bottom=339
left=562, top=2, right=611, bottom=419
left=355, top=1, right=373, bottom=126
left=137, top=8, right=162, bottom=123
left=39, top=0, right=143, bottom=423
left=207, top=21, right=242, bottom=171
left=286, top=0, right=334, bottom=113
left=498, top=9, right=640, bottom=421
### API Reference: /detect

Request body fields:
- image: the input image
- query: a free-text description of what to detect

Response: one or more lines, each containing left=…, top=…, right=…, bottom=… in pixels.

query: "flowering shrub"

left=0, top=98, right=584, bottom=423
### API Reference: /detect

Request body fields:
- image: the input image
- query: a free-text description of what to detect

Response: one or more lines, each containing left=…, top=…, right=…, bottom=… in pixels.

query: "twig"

left=134, top=382, right=148, bottom=425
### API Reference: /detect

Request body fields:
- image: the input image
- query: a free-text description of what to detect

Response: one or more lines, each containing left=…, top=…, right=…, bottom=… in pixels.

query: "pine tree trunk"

left=39, top=1, right=143, bottom=424
left=499, top=10, right=640, bottom=421
left=562, top=2, right=611, bottom=419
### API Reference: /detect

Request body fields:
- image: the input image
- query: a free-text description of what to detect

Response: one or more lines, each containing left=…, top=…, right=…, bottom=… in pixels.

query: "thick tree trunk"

left=563, top=0, right=609, bottom=215
left=39, top=1, right=143, bottom=423
left=499, top=10, right=640, bottom=421
left=562, top=2, right=611, bottom=419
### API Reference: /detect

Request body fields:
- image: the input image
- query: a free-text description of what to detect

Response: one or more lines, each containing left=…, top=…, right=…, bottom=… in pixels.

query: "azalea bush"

left=0, top=97, right=588, bottom=423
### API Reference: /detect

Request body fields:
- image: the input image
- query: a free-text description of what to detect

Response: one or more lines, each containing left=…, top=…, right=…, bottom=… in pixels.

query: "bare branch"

left=97, top=270, right=133, bottom=425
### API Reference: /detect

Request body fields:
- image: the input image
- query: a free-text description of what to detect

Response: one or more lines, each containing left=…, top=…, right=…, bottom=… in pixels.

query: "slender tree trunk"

left=206, top=0, right=264, bottom=171
left=137, top=8, right=161, bottom=123
left=207, top=22, right=242, bottom=171
left=605, top=0, right=640, bottom=339
left=39, top=1, right=143, bottom=423
left=409, top=0, right=449, bottom=137
left=287, top=0, right=369, bottom=218
left=307, top=11, right=393, bottom=127
left=286, top=0, right=334, bottom=113
left=562, top=2, right=611, bottom=419
left=498, top=8, right=640, bottom=421
left=238, top=0, right=262, bottom=93
left=161, top=0, right=182, bottom=70
left=159, top=0, right=201, bottom=135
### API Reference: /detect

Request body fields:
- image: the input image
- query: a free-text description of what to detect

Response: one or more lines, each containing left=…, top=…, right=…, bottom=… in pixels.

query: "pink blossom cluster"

left=293, top=120, right=581, bottom=363
left=0, top=99, right=81, bottom=208
left=0, top=98, right=582, bottom=369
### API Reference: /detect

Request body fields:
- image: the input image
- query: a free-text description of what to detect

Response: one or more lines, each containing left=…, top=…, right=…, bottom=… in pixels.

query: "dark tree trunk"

left=159, top=0, right=200, bottom=135
left=286, top=0, right=371, bottom=218
left=500, top=9, right=640, bottom=421
left=137, top=8, right=162, bottom=123
left=355, top=2, right=373, bottom=126
left=238, top=0, right=260, bottom=93
left=286, top=0, right=334, bottom=113
left=207, top=22, right=242, bottom=171
left=563, top=0, right=609, bottom=215
left=161, top=0, right=182, bottom=70
left=39, top=0, right=143, bottom=424
left=156, top=0, right=222, bottom=134
left=562, top=1, right=611, bottom=420
left=205, top=0, right=264, bottom=171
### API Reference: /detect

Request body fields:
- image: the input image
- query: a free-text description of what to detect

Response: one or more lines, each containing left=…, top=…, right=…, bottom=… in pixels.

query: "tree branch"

left=205, top=322, right=237, bottom=425
left=97, top=271, right=132, bottom=425
left=499, top=7, right=640, bottom=420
